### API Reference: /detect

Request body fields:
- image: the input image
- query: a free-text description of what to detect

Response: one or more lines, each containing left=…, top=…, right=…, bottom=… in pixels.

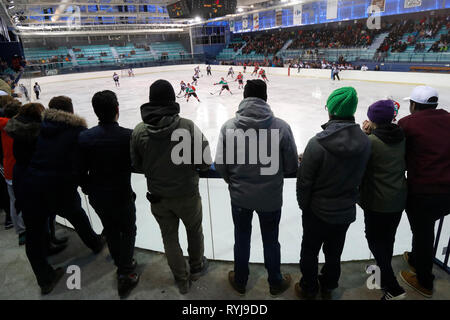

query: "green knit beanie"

left=326, top=87, right=358, bottom=117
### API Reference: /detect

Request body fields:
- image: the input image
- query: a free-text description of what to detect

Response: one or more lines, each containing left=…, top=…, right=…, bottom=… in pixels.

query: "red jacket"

left=398, top=109, right=450, bottom=194
left=0, top=118, right=16, bottom=180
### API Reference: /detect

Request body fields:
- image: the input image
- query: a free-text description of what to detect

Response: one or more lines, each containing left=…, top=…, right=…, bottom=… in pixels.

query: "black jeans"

left=405, top=193, right=450, bottom=290
left=231, top=205, right=282, bottom=287
left=364, top=210, right=403, bottom=291
left=300, top=211, right=350, bottom=293
left=89, top=191, right=137, bottom=276
left=23, top=187, right=101, bottom=287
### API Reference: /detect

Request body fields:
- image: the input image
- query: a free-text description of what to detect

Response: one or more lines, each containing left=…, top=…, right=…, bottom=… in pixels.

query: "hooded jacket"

left=215, top=97, right=299, bottom=212
left=26, top=109, right=87, bottom=191
left=0, top=117, right=15, bottom=180
left=297, top=119, right=371, bottom=224
left=131, top=101, right=211, bottom=198
left=359, top=124, right=407, bottom=213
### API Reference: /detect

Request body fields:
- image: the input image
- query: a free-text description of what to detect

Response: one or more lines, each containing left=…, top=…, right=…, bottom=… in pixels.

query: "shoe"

left=116, top=259, right=138, bottom=278
left=399, top=270, right=432, bottom=298
left=51, top=236, right=69, bottom=245
left=92, top=235, right=106, bottom=254
left=47, top=242, right=68, bottom=256
left=294, top=282, right=318, bottom=300
left=270, top=274, right=292, bottom=297
left=190, top=256, right=209, bottom=281
left=403, top=252, right=417, bottom=273
left=381, top=287, right=407, bottom=300
left=228, top=271, right=246, bottom=296
left=18, top=232, right=26, bottom=246
left=118, top=272, right=140, bottom=299
left=41, top=267, right=65, bottom=295
left=318, top=274, right=335, bottom=300
left=176, top=279, right=192, bottom=295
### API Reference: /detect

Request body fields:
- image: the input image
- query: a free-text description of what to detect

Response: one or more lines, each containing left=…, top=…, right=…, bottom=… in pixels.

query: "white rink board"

left=40, top=64, right=449, bottom=263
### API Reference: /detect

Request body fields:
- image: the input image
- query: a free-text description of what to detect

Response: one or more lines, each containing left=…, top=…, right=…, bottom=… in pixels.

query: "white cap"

left=0, top=90, right=8, bottom=96
left=408, top=86, right=439, bottom=104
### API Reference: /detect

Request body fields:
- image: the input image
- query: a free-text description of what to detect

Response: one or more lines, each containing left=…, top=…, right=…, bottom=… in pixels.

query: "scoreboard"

left=167, top=0, right=237, bottom=19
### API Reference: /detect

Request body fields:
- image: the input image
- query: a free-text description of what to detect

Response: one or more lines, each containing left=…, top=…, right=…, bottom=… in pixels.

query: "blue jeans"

left=231, top=205, right=282, bottom=287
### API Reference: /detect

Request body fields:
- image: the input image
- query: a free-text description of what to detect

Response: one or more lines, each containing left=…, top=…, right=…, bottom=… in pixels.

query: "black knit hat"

left=149, top=79, right=176, bottom=103
left=244, top=79, right=267, bottom=102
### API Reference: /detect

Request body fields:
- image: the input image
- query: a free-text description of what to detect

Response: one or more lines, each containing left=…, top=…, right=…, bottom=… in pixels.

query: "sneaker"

left=118, top=272, right=140, bottom=299
left=18, top=232, right=26, bottom=246
left=381, top=287, right=407, bottom=300
left=116, top=259, right=138, bottom=279
left=399, top=270, right=432, bottom=298
left=41, top=268, right=65, bottom=295
left=294, top=282, right=318, bottom=300
left=318, top=274, right=335, bottom=300
left=176, top=279, right=192, bottom=295
left=228, top=271, right=246, bottom=296
left=190, top=256, right=209, bottom=281
left=403, top=252, right=417, bottom=273
left=269, top=274, right=292, bottom=297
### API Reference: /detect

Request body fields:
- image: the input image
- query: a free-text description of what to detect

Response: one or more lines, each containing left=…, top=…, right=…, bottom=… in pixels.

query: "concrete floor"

left=0, top=211, right=449, bottom=300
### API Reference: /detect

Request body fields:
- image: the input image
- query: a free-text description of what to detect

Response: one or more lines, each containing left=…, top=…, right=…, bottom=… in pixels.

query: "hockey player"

left=186, top=83, right=200, bottom=102
left=227, top=66, right=234, bottom=78
left=206, top=65, right=212, bottom=76
left=331, top=65, right=340, bottom=81
left=251, top=64, right=259, bottom=76
left=243, top=63, right=247, bottom=73
left=128, top=68, right=135, bottom=77
left=235, top=72, right=244, bottom=89
left=113, top=72, right=120, bottom=87
left=259, top=69, right=269, bottom=82
left=192, top=74, right=199, bottom=86
left=214, top=77, right=232, bottom=95
left=177, top=81, right=187, bottom=97
left=33, top=82, right=41, bottom=99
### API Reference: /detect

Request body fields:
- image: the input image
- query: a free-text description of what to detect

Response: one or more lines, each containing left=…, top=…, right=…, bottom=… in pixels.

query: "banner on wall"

left=404, top=0, right=422, bottom=8
left=371, top=0, right=386, bottom=12
left=326, top=0, right=338, bottom=20
left=293, top=4, right=302, bottom=25
left=229, top=19, right=235, bottom=32
left=276, top=9, right=283, bottom=27
left=253, top=13, right=259, bottom=30
left=242, top=16, right=248, bottom=30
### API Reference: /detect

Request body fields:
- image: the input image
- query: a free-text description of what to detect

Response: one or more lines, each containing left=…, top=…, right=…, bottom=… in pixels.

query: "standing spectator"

left=398, top=86, right=450, bottom=298
left=360, top=100, right=407, bottom=300
left=0, top=99, right=26, bottom=244
left=78, top=90, right=139, bottom=299
left=215, top=80, right=298, bottom=296
left=131, top=80, right=210, bottom=294
left=296, top=87, right=371, bottom=299
left=33, top=82, right=41, bottom=100
left=21, top=96, right=105, bottom=295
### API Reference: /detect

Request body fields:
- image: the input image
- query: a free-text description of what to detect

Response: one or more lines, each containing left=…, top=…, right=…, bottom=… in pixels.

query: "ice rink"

left=19, top=64, right=450, bottom=264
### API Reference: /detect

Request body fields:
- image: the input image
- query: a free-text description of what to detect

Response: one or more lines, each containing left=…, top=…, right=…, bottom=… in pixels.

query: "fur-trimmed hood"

left=40, top=109, right=87, bottom=138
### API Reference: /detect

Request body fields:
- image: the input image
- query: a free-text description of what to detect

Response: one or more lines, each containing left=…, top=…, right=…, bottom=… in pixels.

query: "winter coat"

left=131, top=101, right=211, bottom=198
left=26, top=109, right=87, bottom=193
left=359, top=124, right=407, bottom=213
left=0, top=117, right=15, bottom=180
left=297, top=119, right=371, bottom=224
left=398, top=108, right=450, bottom=195
left=214, top=97, right=299, bottom=212
left=78, top=122, right=134, bottom=202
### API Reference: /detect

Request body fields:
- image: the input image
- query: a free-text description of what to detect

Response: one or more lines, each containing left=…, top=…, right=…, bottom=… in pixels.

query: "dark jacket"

left=131, top=101, right=211, bottom=198
left=26, top=109, right=87, bottom=192
left=359, top=124, right=407, bottom=213
left=297, top=119, right=371, bottom=224
left=78, top=122, right=134, bottom=201
left=398, top=108, right=450, bottom=194
left=215, top=97, right=298, bottom=212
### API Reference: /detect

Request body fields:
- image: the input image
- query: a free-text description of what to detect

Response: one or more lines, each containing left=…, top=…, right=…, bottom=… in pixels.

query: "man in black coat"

left=78, top=90, right=139, bottom=299
left=22, top=96, right=104, bottom=295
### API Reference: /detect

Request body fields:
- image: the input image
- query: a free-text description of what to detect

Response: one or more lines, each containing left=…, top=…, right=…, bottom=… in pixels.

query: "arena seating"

left=23, top=46, right=73, bottom=67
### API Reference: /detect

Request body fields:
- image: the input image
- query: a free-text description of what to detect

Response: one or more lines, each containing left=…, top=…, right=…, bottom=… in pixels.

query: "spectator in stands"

left=296, top=87, right=371, bottom=300
left=398, top=86, right=450, bottom=298
left=130, top=80, right=210, bottom=295
left=215, top=79, right=298, bottom=297
left=78, top=90, right=139, bottom=299
left=21, top=96, right=105, bottom=295
left=360, top=100, right=407, bottom=300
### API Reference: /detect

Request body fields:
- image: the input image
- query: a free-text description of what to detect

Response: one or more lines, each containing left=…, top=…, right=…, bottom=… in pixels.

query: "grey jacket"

left=297, top=120, right=371, bottom=224
left=215, top=97, right=298, bottom=212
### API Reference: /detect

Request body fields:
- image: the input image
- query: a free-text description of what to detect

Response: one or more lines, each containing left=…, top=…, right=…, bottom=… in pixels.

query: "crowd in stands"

left=241, top=32, right=290, bottom=55
left=228, top=41, right=245, bottom=52
left=428, top=33, right=449, bottom=52
left=1, top=73, right=448, bottom=300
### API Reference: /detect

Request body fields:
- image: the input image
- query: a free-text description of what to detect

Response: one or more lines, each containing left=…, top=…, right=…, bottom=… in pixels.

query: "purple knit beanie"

left=367, top=100, right=395, bottom=125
